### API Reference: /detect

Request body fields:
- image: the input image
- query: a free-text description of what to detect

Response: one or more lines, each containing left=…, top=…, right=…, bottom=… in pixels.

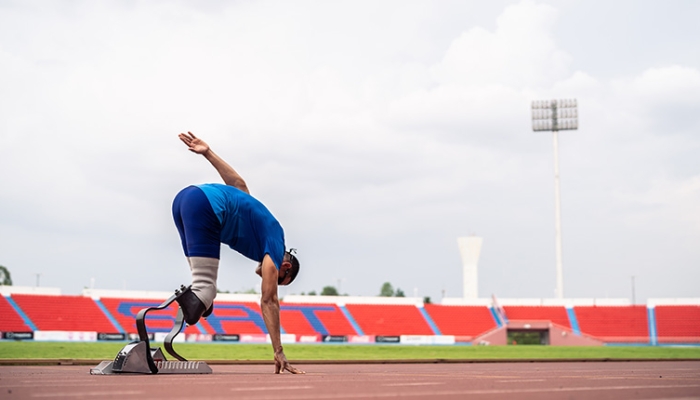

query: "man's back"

left=197, top=183, right=285, bottom=268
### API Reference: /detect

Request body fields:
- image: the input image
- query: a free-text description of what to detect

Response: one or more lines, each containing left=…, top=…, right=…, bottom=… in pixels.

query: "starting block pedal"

left=90, top=285, right=212, bottom=375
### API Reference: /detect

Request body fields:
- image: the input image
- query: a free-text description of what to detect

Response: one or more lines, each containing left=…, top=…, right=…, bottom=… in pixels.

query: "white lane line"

left=32, top=391, right=143, bottom=398
left=585, top=377, right=633, bottom=380
left=497, top=379, right=546, bottom=383
left=645, top=398, right=700, bottom=400
left=231, top=386, right=314, bottom=391
left=382, top=382, right=443, bottom=387
left=216, top=384, right=700, bottom=400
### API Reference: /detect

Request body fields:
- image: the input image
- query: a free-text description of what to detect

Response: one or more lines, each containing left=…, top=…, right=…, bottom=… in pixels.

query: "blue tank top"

left=196, top=183, right=285, bottom=269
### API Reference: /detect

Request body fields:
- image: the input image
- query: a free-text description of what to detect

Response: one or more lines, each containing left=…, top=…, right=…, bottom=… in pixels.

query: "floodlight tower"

left=531, top=99, right=578, bottom=299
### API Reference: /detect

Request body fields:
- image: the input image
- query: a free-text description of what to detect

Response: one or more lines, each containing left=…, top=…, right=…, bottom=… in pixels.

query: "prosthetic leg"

left=90, top=285, right=212, bottom=375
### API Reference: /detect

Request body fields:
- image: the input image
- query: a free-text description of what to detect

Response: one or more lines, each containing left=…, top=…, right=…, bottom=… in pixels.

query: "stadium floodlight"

left=531, top=99, right=578, bottom=299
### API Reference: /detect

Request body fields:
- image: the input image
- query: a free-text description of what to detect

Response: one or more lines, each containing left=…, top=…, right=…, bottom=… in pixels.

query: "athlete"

left=172, top=131, right=304, bottom=374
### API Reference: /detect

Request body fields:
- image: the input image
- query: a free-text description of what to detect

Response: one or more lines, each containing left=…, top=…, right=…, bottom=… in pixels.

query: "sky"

left=1, top=0, right=699, bottom=302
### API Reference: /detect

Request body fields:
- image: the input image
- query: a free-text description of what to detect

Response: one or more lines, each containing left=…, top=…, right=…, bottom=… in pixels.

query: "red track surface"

left=1, top=361, right=699, bottom=399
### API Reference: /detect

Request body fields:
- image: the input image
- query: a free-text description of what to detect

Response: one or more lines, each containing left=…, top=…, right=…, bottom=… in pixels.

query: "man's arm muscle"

left=259, top=255, right=304, bottom=374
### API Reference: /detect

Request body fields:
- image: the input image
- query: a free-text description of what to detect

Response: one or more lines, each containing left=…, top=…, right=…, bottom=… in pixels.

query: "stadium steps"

left=503, top=306, right=571, bottom=329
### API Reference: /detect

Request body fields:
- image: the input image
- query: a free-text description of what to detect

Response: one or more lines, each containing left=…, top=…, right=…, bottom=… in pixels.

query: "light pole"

left=531, top=99, right=578, bottom=299
left=337, top=278, right=345, bottom=295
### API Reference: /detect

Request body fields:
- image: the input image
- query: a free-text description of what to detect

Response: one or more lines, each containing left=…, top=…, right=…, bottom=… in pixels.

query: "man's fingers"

left=285, top=364, right=305, bottom=374
left=275, top=360, right=281, bottom=374
left=178, top=134, right=193, bottom=146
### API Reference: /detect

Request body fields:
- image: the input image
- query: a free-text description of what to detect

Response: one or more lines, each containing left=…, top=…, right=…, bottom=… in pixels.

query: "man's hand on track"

left=274, top=350, right=305, bottom=374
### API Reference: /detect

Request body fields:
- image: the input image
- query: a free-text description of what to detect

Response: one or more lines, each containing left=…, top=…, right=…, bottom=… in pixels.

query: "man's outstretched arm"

left=259, top=254, right=305, bottom=374
left=178, top=131, right=250, bottom=194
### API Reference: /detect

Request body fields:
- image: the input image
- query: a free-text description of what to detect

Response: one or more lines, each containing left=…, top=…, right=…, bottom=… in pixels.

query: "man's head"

left=278, top=249, right=300, bottom=286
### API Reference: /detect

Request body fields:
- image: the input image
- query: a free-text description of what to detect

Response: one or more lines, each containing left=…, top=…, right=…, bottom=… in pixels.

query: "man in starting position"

left=172, top=131, right=304, bottom=374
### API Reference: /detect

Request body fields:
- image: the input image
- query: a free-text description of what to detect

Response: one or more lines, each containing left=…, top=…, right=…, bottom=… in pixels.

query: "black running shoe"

left=176, top=288, right=207, bottom=325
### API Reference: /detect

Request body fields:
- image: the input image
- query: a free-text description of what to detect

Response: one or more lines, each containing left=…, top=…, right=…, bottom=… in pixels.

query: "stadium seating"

left=574, top=305, right=649, bottom=342
left=502, top=305, right=571, bottom=328
left=0, top=296, right=32, bottom=332
left=655, top=305, right=700, bottom=343
left=281, top=303, right=358, bottom=336
left=3, top=290, right=698, bottom=346
left=199, top=301, right=266, bottom=335
left=423, top=304, right=496, bottom=338
left=345, top=304, right=434, bottom=336
left=10, top=294, right=118, bottom=333
left=99, top=297, right=202, bottom=334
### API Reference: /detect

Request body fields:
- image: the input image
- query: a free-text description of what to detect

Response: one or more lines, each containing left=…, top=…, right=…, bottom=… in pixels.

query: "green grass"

left=1, top=342, right=699, bottom=361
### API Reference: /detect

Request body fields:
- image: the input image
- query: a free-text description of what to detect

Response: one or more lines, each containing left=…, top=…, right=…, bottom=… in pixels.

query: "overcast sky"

left=1, top=0, right=699, bottom=302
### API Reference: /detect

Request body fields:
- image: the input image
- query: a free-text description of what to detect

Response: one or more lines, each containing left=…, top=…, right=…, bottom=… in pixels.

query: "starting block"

left=91, top=285, right=212, bottom=375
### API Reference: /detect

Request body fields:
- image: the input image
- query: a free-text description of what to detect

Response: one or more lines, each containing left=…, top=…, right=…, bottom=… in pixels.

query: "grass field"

left=1, top=342, right=699, bottom=361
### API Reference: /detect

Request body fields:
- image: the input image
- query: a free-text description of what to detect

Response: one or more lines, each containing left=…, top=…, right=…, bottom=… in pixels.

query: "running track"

left=1, top=361, right=699, bottom=399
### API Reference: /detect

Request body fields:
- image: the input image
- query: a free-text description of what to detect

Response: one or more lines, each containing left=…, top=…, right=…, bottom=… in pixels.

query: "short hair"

left=279, top=249, right=300, bottom=286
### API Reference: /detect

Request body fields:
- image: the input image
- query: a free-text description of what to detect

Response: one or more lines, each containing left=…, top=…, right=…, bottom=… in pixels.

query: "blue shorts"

left=172, top=186, right=221, bottom=259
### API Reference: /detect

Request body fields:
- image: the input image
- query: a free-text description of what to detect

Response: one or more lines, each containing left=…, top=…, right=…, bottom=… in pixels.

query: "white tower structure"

left=457, top=236, right=483, bottom=299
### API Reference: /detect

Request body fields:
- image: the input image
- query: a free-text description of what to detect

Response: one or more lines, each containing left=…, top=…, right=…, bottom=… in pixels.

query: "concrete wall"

left=0, top=285, right=61, bottom=296
left=472, top=321, right=603, bottom=346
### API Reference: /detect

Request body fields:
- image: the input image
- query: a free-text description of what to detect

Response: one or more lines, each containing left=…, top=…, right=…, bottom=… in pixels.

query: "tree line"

left=300, top=281, right=405, bottom=297
left=0, top=265, right=12, bottom=286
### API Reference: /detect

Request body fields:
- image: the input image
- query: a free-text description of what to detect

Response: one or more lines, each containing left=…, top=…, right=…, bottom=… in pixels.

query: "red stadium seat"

left=281, top=303, right=358, bottom=336
left=11, top=294, right=118, bottom=333
left=655, top=305, right=700, bottom=343
left=0, top=296, right=32, bottom=332
left=503, top=306, right=571, bottom=328
left=99, top=297, right=202, bottom=335
left=198, top=301, right=266, bottom=335
left=423, top=304, right=496, bottom=338
left=345, top=304, right=433, bottom=336
left=574, top=305, right=648, bottom=342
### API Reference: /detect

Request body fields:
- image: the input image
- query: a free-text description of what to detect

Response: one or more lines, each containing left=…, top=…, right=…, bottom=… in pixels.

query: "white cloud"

left=1, top=0, right=698, bottom=300
left=431, top=0, right=569, bottom=89
left=615, top=65, right=700, bottom=134
left=621, top=175, right=700, bottom=232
